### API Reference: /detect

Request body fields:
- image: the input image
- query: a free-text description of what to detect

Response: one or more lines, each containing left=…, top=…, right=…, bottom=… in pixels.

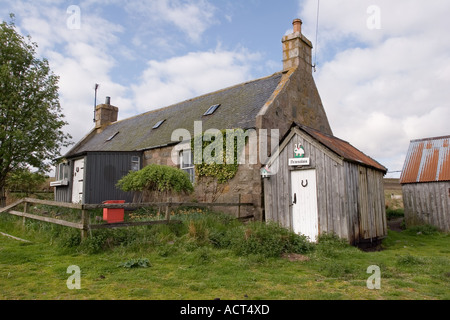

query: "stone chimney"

left=282, top=19, right=314, bottom=73
left=95, top=96, right=118, bottom=130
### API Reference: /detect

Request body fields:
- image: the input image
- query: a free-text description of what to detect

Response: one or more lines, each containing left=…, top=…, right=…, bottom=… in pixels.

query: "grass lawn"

left=0, top=208, right=449, bottom=300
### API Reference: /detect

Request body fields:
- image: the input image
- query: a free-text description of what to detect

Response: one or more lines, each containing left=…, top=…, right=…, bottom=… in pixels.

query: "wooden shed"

left=400, top=136, right=450, bottom=231
left=263, top=124, right=388, bottom=247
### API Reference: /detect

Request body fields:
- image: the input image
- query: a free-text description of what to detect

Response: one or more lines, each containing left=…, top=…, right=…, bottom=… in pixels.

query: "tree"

left=0, top=15, right=71, bottom=207
left=6, top=168, right=46, bottom=196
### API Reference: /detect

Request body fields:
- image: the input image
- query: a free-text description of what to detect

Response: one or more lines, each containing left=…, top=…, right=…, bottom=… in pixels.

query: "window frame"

left=179, top=149, right=195, bottom=184
left=50, top=162, right=70, bottom=187
left=203, top=104, right=221, bottom=116
left=131, top=156, right=141, bottom=172
left=152, top=119, right=166, bottom=129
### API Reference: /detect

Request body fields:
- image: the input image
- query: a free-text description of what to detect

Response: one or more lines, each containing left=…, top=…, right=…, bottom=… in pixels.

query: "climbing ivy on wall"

left=191, top=129, right=249, bottom=184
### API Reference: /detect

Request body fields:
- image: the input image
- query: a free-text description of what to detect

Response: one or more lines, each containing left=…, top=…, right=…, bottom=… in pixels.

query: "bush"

left=116, top=164, right=194, bottom=195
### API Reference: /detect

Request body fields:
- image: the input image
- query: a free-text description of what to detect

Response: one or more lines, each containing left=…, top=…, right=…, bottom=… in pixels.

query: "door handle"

left=293, top=193, right=297, bottom=204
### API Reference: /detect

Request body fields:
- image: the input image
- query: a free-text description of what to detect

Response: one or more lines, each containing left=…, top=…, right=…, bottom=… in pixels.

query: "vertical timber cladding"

left=55, top=160, right=74, bottom=203
left=355, top=164, right=387, bottom=241
left=84, top=152, right=142, bottom=204
left=264, top=125, right=387, bottom=245
left=265, top=127, right=352, bottom=241
left=403, top=182, right=450, bottom=231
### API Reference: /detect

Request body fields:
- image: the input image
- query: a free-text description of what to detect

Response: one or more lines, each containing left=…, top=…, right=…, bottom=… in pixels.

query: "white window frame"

left=131, top=156, right=141, bottom=172
left=50, top=162, right=70, bottom=187
left=180, top=150, right=195, bottom=184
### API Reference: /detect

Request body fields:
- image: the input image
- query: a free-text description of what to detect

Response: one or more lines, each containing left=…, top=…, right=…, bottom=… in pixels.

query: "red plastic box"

left=103, top=200, right=125, bottom=223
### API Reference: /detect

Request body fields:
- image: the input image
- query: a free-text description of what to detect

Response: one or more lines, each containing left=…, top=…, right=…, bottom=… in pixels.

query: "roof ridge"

left=410, top=135, right=450, bottom=143
left=113, top=71, right=284, bottom=126
left=294, top=122, right=387, bottom=172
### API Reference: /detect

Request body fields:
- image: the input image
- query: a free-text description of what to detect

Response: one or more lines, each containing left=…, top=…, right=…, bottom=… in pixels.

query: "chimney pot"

left=282, top=18, right=312, bottom=72
left=95, top=99, right=118, bottom=130
left=293, top=19, right=302, bottom=34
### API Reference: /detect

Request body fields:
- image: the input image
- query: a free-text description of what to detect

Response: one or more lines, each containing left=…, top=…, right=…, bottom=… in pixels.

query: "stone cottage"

left=52, top=19, right=335, bottom=222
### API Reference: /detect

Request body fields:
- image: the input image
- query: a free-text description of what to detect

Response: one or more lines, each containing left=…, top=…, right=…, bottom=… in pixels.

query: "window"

left=180, top=150, right=195, bottom=184
left=57, top=163, right=70, bottom=181
left=203, top=104, right=221, bottom=116
left=153, top=120, right=166, bottom=129
left=131, top=156, right=140, bottom=172
left=50, top=162, right=70, bottom=187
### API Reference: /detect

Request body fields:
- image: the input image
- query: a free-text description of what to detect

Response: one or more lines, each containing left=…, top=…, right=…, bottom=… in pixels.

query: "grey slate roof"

left=66, top=72, right=283, bottom=157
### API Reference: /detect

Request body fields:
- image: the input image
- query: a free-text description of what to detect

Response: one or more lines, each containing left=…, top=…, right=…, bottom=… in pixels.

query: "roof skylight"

left=152, top=120, right=166, bottom=129
left=203, top=104, right=221, bottom=116
left=106, top=131, right=119, bottom=142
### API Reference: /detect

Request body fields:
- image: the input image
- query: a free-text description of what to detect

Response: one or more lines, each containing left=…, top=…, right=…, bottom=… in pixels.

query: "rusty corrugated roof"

left=400, top=135, right=450, bottom=184
left=296, top=124, right=387, bottom=173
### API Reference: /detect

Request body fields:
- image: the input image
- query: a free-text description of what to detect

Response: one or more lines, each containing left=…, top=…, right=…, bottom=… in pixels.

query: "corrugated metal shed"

left=400, top=135, right=450, bottom=184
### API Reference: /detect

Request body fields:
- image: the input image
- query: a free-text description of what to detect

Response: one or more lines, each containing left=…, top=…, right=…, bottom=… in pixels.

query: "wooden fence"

left=0, top=197, right=254, bottom=239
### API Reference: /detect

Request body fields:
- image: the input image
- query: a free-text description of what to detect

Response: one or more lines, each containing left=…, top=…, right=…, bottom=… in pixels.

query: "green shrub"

left=116, top=164, right=194, bottom=194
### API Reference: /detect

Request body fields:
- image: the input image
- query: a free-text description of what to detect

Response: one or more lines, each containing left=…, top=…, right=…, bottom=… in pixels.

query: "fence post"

left=81, top=209, right=89, bottom=240
left=23, top=201, right=28, bottom=227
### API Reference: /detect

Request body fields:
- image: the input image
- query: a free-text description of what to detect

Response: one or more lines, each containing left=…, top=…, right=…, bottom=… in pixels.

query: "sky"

left=1, top=0, right=449, bottom=178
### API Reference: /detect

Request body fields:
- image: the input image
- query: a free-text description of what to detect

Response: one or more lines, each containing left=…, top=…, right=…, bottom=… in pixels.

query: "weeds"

left=1, top=207, right=449, bottom=300
left=386, top=208, right=404, bottom=220
left=118, top=258, right=151, bottom=268
left=405, top=225, right=439, bottom=236
left=396, top=254, right=426, bottom=266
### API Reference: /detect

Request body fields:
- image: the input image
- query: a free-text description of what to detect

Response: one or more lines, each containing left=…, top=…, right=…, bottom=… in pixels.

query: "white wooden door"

left=72, top=158, right=85, bottom=204
left=291, top=169, right=319, bottom=242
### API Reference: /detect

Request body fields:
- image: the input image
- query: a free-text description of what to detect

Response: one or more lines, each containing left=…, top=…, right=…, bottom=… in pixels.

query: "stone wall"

left=256, top=66, right=333, bottom=139
left=143, top=143, right=263, bottom=220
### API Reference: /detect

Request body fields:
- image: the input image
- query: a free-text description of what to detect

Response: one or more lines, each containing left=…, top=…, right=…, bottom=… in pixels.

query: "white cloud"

left=3, top=0, right=260, bottom=158
left=130, top=48, right=260, bottom=115
left=125, top=0, right=216, bottom=43
left=2, top=1, right=130, bottom=153
left=299, top=0, right=450, bottom=176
